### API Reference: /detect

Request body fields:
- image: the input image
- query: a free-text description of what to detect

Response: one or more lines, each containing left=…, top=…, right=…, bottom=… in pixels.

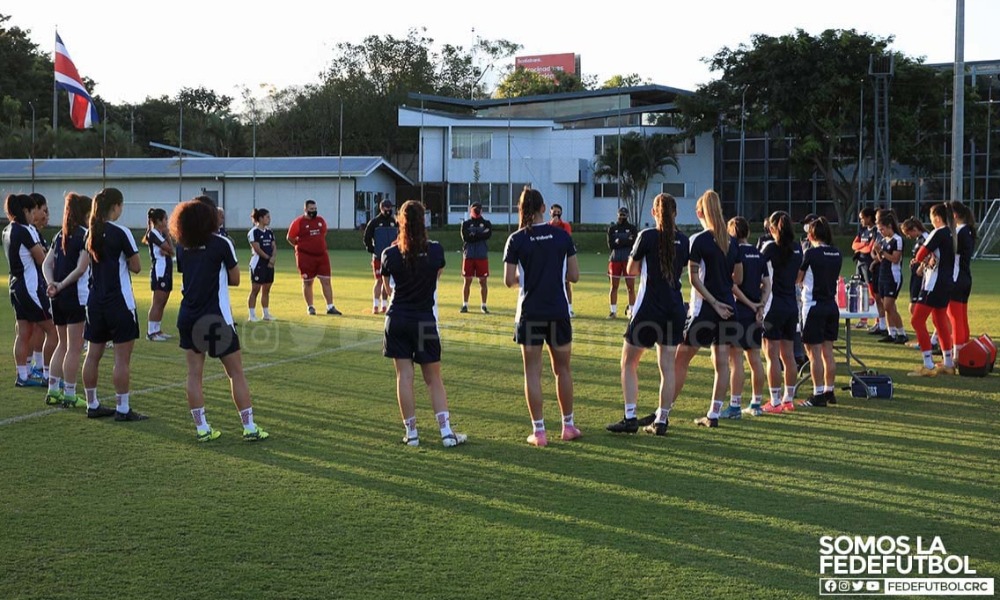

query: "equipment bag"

left=958, top=338, right=993, bottom=377
left=851, top=373, right=894, bottom=398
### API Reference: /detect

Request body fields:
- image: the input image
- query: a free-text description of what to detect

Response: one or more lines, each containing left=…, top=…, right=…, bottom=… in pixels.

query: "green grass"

left=0, top=248, right=997, bottom=600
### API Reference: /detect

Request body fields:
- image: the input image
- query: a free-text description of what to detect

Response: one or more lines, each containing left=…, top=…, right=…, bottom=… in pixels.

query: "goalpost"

left=974, top=198, right=1000, bottom=260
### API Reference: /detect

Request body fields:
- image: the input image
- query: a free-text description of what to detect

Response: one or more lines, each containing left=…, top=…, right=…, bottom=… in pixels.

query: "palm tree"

left=594, top=132, right=680, bottom=219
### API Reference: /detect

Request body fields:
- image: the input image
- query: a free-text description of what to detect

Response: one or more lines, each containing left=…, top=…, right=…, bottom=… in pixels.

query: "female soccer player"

left=81, top=188, right=146, bottom=421
left=948, top=201, right=976, bottom=349
left=606, top=194, right=688, bottom=435
left=143, top=208, right=174, bottom=341
left=866, top=208, right=890, bottom=336
left=504, top=188, right=581, bottom=446
left=548, top=203, right=575, bottom=317
left=908, top=204, right=957, bottom=377
left=28, top=193, right=57, bottom=382
left=851, top=207, right=877, bottom=329
left=247, top=208, right=277, bottom=322
left=796, top=217, right=843, bottom=407
left=901, top=218, right=936, bottom=351
left=4, top=194, right=51, bottom=388
left=674, top=190, right=743, bottom=428
left=171, top=198, right=268, bottom=442
left=41, top=193, right=99, bottom=411
left=381, top=200, right=467, bottom=448
left=725, top=216, right=768, bottom=418
left=758, top=211, right=804, bottom=414
left=873, top=211, right=907, bottom=344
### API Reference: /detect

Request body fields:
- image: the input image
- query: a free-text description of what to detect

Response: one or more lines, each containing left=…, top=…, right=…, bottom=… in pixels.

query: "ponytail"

left=810, top=217, right=834, bottom=246
left=949, top=200, right=978, bottom=243
left=61, top=193, right=92, bottom=254
left=142, top=207, right=167, bottom=245
left=4, top=193, right=33, bottom=224
left=519, top=188, right=544, bottom=232
left=396, top=200, right=428, bottom=270
left=901, top=217, right=927, bottom=235
left=696, top=190, right=729, bottom=254
left=877, top=211, right=901, bottom=237
left=87, top=188, right=124, bottom=262
left=653, top=193, right=676, bottom=284
left=251, top=207, right=269, bottom=225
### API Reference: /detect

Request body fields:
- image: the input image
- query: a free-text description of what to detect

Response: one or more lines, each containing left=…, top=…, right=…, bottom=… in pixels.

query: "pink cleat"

left=780, top=401, right=796, bottom=413
left=761, top=402, right=785, bottom=415
left=526, top=430, right=548, bottom=447
left=560, top=425, right=582, bottom=441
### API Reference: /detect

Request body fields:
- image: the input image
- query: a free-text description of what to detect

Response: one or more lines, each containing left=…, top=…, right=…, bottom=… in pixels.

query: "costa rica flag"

left=54, top=32, right=99, bottom=129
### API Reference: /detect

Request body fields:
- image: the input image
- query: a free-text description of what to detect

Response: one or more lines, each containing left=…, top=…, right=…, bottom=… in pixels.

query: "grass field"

left=1, top=246, right=997, bottom=600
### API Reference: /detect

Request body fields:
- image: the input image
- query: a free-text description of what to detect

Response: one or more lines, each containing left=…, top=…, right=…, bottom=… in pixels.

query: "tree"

left=677, top=29, right=952, bottom=225
left=593, top=132, right=680, bottom=218
left=601, top=74, right=650, bottom=89
left=494, top=67, right=587, bottom=98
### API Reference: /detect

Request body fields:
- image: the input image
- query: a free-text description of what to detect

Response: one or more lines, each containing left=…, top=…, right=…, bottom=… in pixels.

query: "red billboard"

left=515, top=53, right=578, bottom=79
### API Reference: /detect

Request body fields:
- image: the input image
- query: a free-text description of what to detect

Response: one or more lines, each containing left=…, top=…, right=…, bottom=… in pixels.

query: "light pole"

left=28, top=102, right=36, bottom=192
left=950, top=0, right=965, bottom=203
left=337, top=97, right=344, bottom=229
left=737, top=85, right=748, bottom=217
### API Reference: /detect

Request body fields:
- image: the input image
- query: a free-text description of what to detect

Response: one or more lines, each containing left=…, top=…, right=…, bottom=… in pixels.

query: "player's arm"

left=460, top=220, right=474, bottom=244
left=481, top=220, right=492, bottom=240
left=42, top=245, right=57, bottom=286
left=565, top=254, right=580, bottom=284
left=625, top=257, right=641, bottom=278
left=504, top=262, right=519, bottom=288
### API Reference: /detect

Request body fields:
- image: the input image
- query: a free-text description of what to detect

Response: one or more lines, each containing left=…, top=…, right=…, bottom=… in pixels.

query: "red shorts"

left=372, top=258, right=382, bottom=279
left=296, top=252, right=331, bottom=280
left=608, top=261, right=628, bottom=277
left=462, top=258, right=490, bottom=278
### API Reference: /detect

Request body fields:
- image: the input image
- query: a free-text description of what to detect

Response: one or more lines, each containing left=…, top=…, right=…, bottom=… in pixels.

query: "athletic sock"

left=42, top=366, right=49, bottom=380
left=783, top=385, right=796, bottom=403
left=813, top=385, right=822, bottom=398
left=240, top=407, right=256, bottom=432
left=191, top=407, right=210, bottom=434
left=931, top=332, right=939, bottom=345
left=462, top=302, right=468, bottom=309
left=923, top=351, right=935, bottom=370
left=48, top=376, right=60, bottom=393
left=249, top=308, right=258, bottom=319
left=562, top=413, right=575, bottom=427
left=262, top=308, right=272, bottom=318
left=148, top=320, right=160, bottom=335
left=708, top=400, right=724, bottom=419
left=751, top=395, right=763, bottom=406
left=32, top=351, right=44, bottom=369
left=568, top=304, right=574, bottom=313
left=326, top=303, right=334, bottom=311
left=942, top=349, right=955, bottom=368
left=16, top=364, right=29, bottom=380
left=624, top=403, right=637, bottom=420
left=64, top=383, right=76, bottom=399
left=403, top=416, right=417, bottom=440
left=729, top=394, right=741, bottom=408
left=654, top=406, right=670, bottom=424
left=531, top=418, right=545, bottom=433
left=115, top=393, right=130, bottom=414
left=85, top=388, right=99, bottom=410
left=769, top=387, right=782, bottom=406
left=628, top=304, right=634, bottom=315
left=610, top=303, right=617, bottom=315
left=435, top=411, right=453, bottom=438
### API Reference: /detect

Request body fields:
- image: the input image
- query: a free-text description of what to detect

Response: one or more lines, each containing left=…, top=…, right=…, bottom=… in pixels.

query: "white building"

left=0, top=157, right=412, bottom=229
left=398, top=86, right=715, bottom=226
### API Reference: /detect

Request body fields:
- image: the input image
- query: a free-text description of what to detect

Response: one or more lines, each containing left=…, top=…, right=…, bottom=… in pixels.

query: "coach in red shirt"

left=286, top=199, right=341, bottom=315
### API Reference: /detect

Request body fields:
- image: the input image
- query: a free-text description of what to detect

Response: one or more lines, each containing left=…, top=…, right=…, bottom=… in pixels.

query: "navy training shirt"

left=461, top=216, right=493, bottom=260
left=800, top=244, right=843, bottom=307
left=920, top=226, right=955, bottom=294
left=503, top=223, right=576, bottom=321
left=761, top=240, right=803, bottom=306
left=248, top=227, right=276, bottom=270
left=630, top=228, right=685, bottom=318
left=687, top=230, right=741, bottom=315
left=88, top=222, right=138, bottom=310
left=954, top=224, right=974, bottom=283
left=735, top=242, right=767, bottom=320
left=3, top=222, right=41, bottom=284
left=673, top=230, right=689, bottom=292
left=52, top=226, right=90, bottom=306
left=877, top=233, right=903, bottom=283
left=178, top=234, right=238, bottom=325
left=608, top=221, right=638, bottom=263
left=381, top=241, right=446, bottom=315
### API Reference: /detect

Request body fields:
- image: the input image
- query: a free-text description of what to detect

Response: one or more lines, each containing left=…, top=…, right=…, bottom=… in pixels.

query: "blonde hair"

left=696, top=190, right=729, bottom=253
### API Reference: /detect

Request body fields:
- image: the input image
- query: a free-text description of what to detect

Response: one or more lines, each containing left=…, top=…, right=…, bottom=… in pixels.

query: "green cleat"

left=61, top=394, right=87, bottom=409
left=44, top=390, right=63, bottom=406
left=196, top=428, right=221, bottom=443
left=243, top=427, right=269, bottom=442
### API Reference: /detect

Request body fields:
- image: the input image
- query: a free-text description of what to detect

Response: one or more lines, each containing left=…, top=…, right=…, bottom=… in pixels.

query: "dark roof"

left=0, top=157, right=412, bottom=185
left=407, top=84, right=693, bottom=111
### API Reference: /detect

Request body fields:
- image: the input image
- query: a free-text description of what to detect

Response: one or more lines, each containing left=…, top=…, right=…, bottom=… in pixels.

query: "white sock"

left=42, top=366, right=50, bottom=380
left=64, top=383, right=76, bottom=399
left=327, top=303, right=335, bottom=311
left=240, top=407, right=256, bottom=432
left=32, top=351, right=44, bottom=368
left=116, top=393, right=130, bottom=414
left=532, top=418, right=545, bottom=433
left=148, top=320, right=160, bottom=335
left=628, top=304, right=634, bottom=315
left=262, top=308, right=272, bottom=318
left=769, top=387, right=782, bottom=406
left=191, top=407, right=210, bottom=434
left=568, top=304, right=574, bottom=313
left=48, top=376, right=60, bottom=393
left=403, top=416, right=418, bottom=440
left=85, top=388, right=99, bottom=409
left=923, top=351, right=935, bottom=370
left=783, top=385, right=796, bottom=403
left=16, top=364, right=29, bottom=380
left=752, top=395, right=763, bottom=406
left=708, top=400, right=724, bottom=419
left=943, top=349, right=955, bottom=368
left=562, top=413, right=574, bottom=427
left=436, top=411, right=453, bottom=438
left=655, top=406, right=670, bottom=423
left=249, top=308, right=258, bottom=319
left=610, top=304, right=617, bottom=314
left=462, top=302, right=468, bottom=308
left=729, top=394, right=741, bottom=408
left=813, top=385, right=822, bottom=397
left=624, top=403, right=637, bottom=419
left=931, top=332, right=939, bottom=345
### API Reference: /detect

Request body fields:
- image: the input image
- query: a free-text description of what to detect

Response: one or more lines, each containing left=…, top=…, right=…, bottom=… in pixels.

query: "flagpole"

left=52, top=30, right=58, bottom=157
left=178, top=104, right=184, bottom=202
left=102, top=103, right=107, bottom=187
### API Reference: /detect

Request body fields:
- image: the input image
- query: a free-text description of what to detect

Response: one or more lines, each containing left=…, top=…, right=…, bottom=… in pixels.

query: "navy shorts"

left=762, top=303, right=798, bottom=341
left=85, top=302, right=139, bottom=344
left=801, top=302, right=839, bottom=345
left=683, top=306, right=741, bottom=347
left=10, top=282, right=50, bottom=322
left=150, top=267, right=172, bottom=293
left=514, top=318, right=572, bottom=347
left=950, top=276, right=971, bottom=303
left=877, top=272, right=902, bottom=299
left=731, top=313, right=763, bottom=350
left=383, top=313, right=441, bottom=364
left=178, top=312, right=241, bottom=358
left=917, top=285, right=952, bottom=309
left=624, top=310, right=685, bottom=349
left=52, top=296, right=86, bottom=326
left=251, top=263, right=275, bottom=285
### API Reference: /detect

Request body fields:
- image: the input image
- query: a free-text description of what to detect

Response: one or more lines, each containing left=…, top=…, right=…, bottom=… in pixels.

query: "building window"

left=452, top=130, right=492, bottom=159
left=661, top=182, right=687, bottom=197
left=672, top=138, right=696, bottom=155
left=594, top=182, right=621, bottom=198
left=449, top=183, right=525, bottom=212
left=594, top=134, right=621, bottom=156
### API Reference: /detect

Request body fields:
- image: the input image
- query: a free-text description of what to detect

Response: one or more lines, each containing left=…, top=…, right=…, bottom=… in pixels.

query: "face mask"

left=618, top=216, right=627, bottom=222
left=307, top=210, right=318, bottom=218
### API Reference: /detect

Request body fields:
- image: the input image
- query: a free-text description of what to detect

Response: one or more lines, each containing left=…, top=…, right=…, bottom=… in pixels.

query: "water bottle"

left=837, top=277, right=847, bottom=309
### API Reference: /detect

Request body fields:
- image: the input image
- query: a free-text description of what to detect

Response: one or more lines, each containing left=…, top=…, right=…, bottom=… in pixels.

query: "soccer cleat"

left=694, top=416, right=719, bottom=428
left=644, top=420, right=668, bottom=436
left=797, top=396, right=828, bottom=407
left=262, top=314, right=278, bottom=321
left=606, top=417, right=639, bottom=433
left=824, top=391, right=837, bottom=405
left=243, top=427, right=269, bottom=442
left=480, top=306, right=489, bottom=314
left=15, top=377, right=44, bottom=388
left=866, top=325, right=884, bottom=335
left=442, top=432, right=467, bottom=447
left=743, top=403, right=764, bottom=417
left=761, top=402, right=785, bottom=415
left=876, top=334, right=897, bottom=344
left=780, top=401, right=796, bottom=413
left=86, top=405, right=116, bottom=418
left=719, top=406, right=743, bottom=420
left=635, top=412, right=657, bottom=427
left=907, top=366, right=938, bottom=377
left=147, top=331, right=170, bottom=342
left=61, top=394, right=87, bottom=409
left=459, top=305, right=468, bottom=313
left=379, top=306, right=388, bottom=314
left=248, top=315, right=260, bottom=322
left=853, top=321, right=868, bottom=329
left=526, top=430, right=548, bottom=447
left=114, top=409, right=149, bottom=422
left=560, top=425, right=582, bottom=441
left=196, top=428, right=221, bottom=443
left=30, top=367, right=44, bottom=380
left=45, top=390, right=63, bottom=405
left=402, top=435, right=420, bottom=447
left=307, top=306, right=316, bottom=316
left=607, top=312, right=617, bottom=319
left=326, top=306, right=342, bottom=315
left=894, top=335, right=909, bottom=345
left=934, top=364, right=957, bottom=376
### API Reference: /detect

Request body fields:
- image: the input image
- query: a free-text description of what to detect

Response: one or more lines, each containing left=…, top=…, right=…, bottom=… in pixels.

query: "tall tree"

left=593, top=132, right=680, bottom=218
left=677, top=29, right=952, bottom=224
left=494, top=67, right=587, bottom=98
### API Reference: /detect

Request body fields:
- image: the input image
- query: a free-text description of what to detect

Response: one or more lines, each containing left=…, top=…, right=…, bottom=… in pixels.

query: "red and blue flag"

left=54, top=33, right=99, bottom=129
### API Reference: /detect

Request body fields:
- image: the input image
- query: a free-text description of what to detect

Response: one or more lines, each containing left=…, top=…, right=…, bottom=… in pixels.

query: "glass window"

left=594, top=182, right=621, bottom=198
left=672, top=138, right=696, bottom=155
left=661, top=182, right=686, bottom=197
left=452, top=130, right=492, bottom=159
left=449, top=184, right=471, bottom=212
left=594, top=134, right=621, bottom=156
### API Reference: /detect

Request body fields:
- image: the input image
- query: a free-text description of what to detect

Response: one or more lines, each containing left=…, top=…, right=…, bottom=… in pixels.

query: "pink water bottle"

left=837, top=277, right=847, bottom=309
